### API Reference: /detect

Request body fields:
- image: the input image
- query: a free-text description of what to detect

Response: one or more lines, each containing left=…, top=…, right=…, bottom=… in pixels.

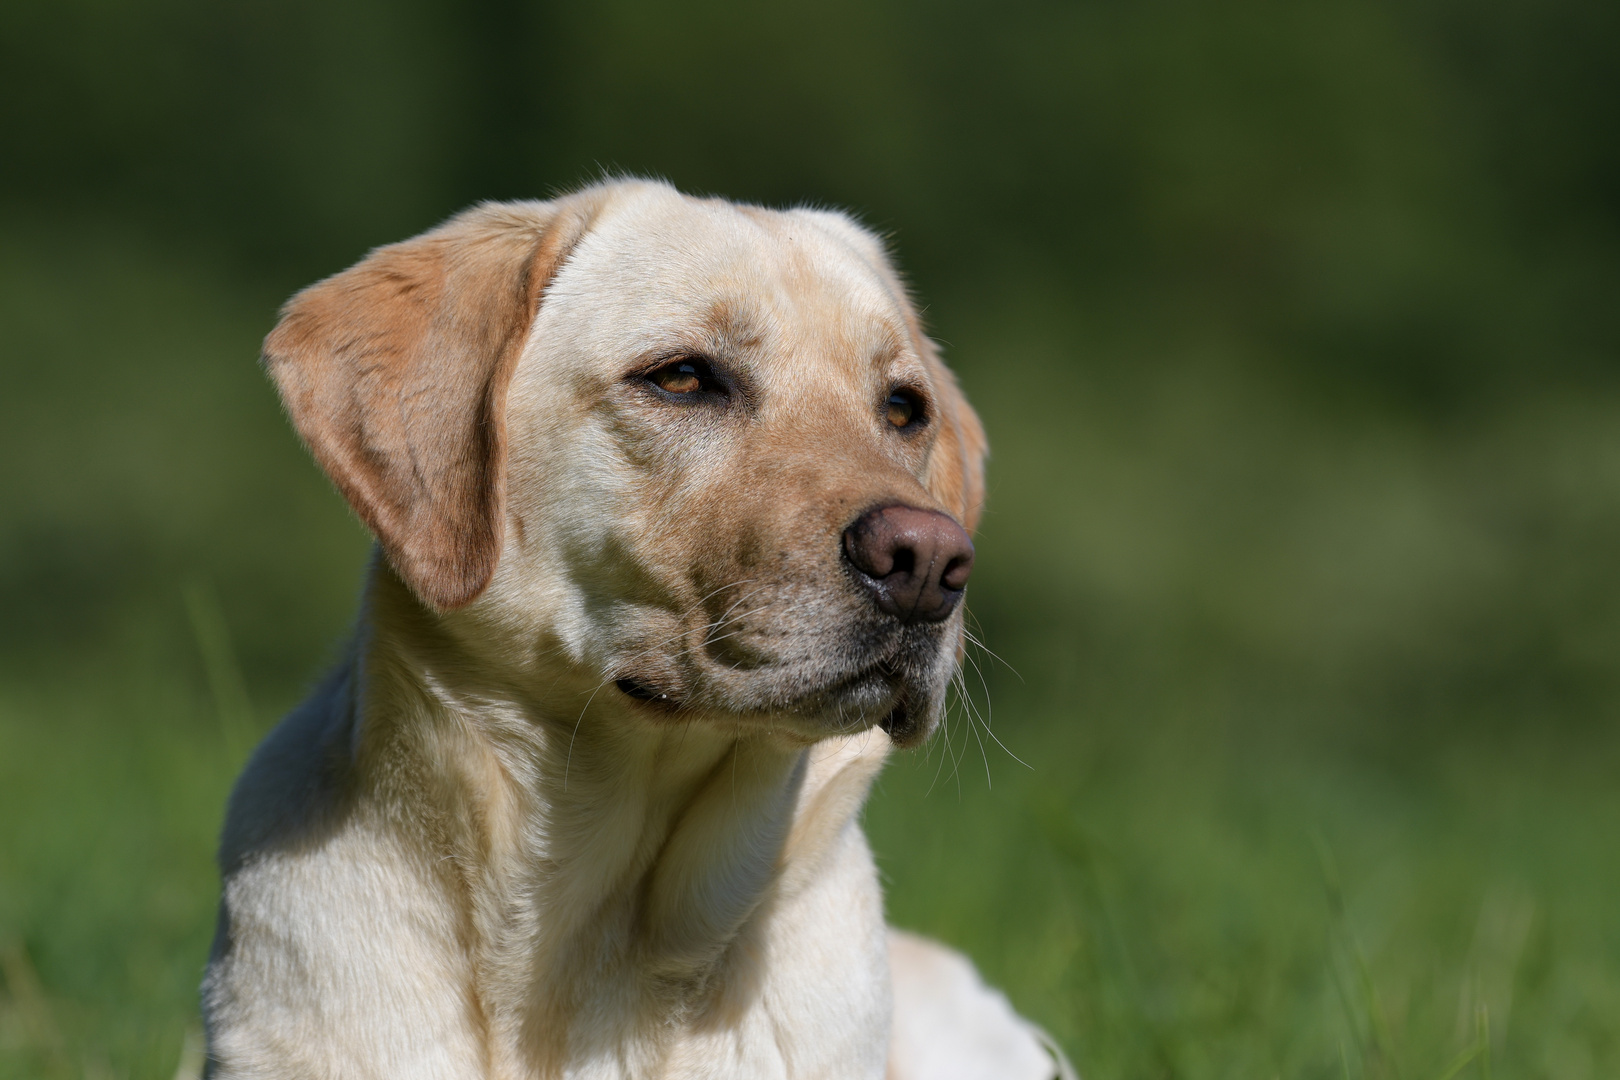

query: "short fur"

left=204, top=180, right=1060, bottom=1080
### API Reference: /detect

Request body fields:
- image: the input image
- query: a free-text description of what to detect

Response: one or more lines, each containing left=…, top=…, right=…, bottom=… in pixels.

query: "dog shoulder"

left=204, top=660, right=485, bottom=1079
left=216, top=660, right=358, bottom=876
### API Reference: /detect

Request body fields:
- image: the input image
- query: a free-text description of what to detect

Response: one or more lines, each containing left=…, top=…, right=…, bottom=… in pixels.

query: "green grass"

left=0, top=666, right=225, bottom=1080
left=871, top=655, right=1620, bottom=1078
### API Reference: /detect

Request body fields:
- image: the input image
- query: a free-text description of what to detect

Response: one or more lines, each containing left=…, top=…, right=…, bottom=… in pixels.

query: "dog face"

left=264, top=181, right=985, bottom=745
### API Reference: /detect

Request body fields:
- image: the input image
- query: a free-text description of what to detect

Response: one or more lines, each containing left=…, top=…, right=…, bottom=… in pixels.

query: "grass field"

left=3, top=222, right=1619, bottom=1079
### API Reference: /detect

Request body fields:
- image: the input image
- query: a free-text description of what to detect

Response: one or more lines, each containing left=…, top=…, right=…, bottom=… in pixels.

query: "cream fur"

left=203, top=180, right=1062, bottom=1079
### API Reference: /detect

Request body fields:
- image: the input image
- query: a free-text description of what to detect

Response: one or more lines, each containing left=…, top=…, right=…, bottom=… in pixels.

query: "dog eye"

left=647, top=358, right=719, bottom=396
left=886, top=389, right=925, bottom=429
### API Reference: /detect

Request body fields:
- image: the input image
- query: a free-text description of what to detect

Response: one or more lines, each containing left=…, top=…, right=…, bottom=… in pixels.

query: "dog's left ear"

left=264, top=194, right=604, bottom=610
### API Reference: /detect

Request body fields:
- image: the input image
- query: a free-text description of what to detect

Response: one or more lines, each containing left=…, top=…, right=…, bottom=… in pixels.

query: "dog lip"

left=620, top=654, right=926, bottom=726
left=615, top=677, right=681, bottom=710
left=808, top=659, right=897, bottom=701
left=780, top=658, right=913, bottom=719
left=877, top=698, right=910, bottom=738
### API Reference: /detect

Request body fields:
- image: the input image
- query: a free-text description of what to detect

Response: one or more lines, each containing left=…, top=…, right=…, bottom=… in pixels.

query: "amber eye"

left=886, top=389, right=923, bottom=428
left=649, top=359, right=707, bottom=394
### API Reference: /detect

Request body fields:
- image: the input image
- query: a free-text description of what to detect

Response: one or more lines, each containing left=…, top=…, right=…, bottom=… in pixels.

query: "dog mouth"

left=614, top=677, right=681, bottom=712
left=614, top=657, right=931, bottom=744
left=606, top=586, right=959, bottom=736
left=877, top=693, right=924, bottom=744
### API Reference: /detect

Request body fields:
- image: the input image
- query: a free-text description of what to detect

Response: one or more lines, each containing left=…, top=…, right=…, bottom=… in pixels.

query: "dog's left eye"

left=646, top=358, right=722, bottom=396
left=886, top=389, right=925, bottom=429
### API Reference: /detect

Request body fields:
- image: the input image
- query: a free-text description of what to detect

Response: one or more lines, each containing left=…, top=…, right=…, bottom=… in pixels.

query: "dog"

left=202, top=179, right=1068, bottom=1079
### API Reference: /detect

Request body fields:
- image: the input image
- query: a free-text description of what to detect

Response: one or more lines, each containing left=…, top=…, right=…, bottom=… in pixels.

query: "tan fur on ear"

left=264, top=194, right=603, bottom=609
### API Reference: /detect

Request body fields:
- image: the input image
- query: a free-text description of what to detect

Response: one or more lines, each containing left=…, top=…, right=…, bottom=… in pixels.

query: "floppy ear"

left=263, top=195, right=603, bottom=610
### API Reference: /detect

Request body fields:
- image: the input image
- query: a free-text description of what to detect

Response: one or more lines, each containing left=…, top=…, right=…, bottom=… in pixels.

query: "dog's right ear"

left=263, top=195, right=604, bottom=610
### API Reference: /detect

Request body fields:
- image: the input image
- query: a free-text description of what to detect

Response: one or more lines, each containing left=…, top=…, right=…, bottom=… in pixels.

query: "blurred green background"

left=3, top=1, right=1619, bottom=1076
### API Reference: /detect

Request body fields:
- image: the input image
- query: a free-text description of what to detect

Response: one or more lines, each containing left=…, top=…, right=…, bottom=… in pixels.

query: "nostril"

left=891, top=548, right=916, bottom=576
left=843, top=527, right=890, bottom=578
left=941, top=553, right=973, bottom=591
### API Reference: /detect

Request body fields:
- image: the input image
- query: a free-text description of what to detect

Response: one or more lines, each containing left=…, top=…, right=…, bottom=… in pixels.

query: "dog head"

left=264, top=180, right=985, bottom=745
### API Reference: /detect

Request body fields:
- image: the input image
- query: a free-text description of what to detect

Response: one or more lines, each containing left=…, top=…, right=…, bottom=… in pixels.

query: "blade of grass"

left=2, top=938, right=73, bottom=1080
left=182, top=579, right=255, bottom=763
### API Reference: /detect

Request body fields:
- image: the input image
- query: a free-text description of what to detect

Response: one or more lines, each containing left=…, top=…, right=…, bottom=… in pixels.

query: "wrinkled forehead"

left=539, top=185, right=919, bottom=383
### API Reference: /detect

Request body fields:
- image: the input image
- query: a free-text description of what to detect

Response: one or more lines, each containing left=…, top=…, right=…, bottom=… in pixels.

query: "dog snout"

left=842, top=505, right=975, bottom=624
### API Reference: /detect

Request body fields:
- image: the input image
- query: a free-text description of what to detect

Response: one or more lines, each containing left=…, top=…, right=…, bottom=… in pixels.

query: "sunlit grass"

left=868, top=639, right=1620, bottom=1078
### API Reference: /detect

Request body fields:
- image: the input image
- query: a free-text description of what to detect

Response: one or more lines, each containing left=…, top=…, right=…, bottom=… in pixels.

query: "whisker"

left=926, top=663, right=976, bottom=796
left=965, top=700, right=993, bottom=790
left=947, top=662, right=993, bottom=789
left=699, top=602, right=779, bottom=648
left=939, top=687, right=966, bottom=798
left=962, top=607, right=1022, bottom=682
left=923, top=709, right=952, bottom=797
left=563, top=677, right=615, bottom=792
left=958, top=621, right=1032, bottom=772
left=708, top=581, right=769, bottom=627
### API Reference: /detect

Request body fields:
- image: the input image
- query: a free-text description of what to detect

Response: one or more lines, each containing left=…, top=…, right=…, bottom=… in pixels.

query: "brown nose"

left=842, top=505, right=975, bottom=623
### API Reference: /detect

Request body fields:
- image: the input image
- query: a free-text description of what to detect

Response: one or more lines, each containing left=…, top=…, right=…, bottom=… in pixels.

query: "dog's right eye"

left=646, top=358, right=722, bottom=397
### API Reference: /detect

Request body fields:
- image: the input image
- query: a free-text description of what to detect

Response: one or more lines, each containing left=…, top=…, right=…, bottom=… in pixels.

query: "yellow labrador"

left=202, top=180, right=1069, bottom=1080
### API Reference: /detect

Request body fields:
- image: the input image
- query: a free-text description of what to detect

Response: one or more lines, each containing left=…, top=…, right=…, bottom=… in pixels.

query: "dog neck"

left=351, top=561, right=891, bottom=1070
